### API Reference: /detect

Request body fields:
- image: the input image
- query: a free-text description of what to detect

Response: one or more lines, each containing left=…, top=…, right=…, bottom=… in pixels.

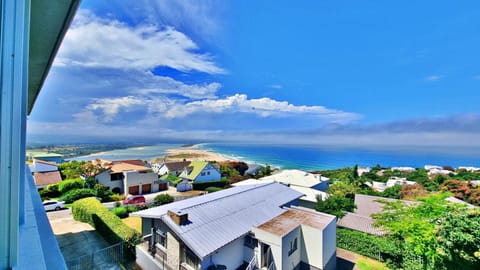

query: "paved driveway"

left=47, top=209, right=111, bottom=263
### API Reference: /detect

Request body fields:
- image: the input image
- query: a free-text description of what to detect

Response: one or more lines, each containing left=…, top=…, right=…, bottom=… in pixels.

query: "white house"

left=367, top=177, right=416, bottom=192
left=179, top=161, right=221, bottom=182
left=235, top=169, right=330, bottom=208
left=152, top=161, right=191, bottom=176
left=391, top=167, right=416, bottom=172
left=133, top=182, right=337, bottom=270
left=94, top=161, right=159, bottom=195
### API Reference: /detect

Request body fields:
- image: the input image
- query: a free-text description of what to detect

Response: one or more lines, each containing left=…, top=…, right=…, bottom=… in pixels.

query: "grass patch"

left=356, top=257, right=390, bottom=270
left=123, top=216, right=142, bottom=233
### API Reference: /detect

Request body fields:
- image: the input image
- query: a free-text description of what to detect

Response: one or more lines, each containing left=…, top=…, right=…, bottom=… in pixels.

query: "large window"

left=110, top=173, right=123, bottom=181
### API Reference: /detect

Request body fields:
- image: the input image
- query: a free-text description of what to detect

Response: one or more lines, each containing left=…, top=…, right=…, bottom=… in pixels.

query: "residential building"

left=0, top=0, right=80, bottom=269
left=391, top=166, right=416, bottom=172
left=179, top=161, right=221, bottom=182
left=133, top=182, right=336, bottom=270
left=356, top=167, right=371, bottom=176
left=367, top=177, right=416, bottom=192
left=152, top=160, right=191, bottom=176
left=26, top=152, right=63, bottom=164
left=29, top=159, right=58, bottom=173
left=234, top=169, right=330, bottom=208
left=94, top=161, right=159, bottom=195
left=33, top=171, right=62, bottom=191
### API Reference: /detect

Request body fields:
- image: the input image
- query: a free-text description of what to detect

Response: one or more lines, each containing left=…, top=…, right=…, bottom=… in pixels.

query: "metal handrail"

left=245, top=254, right=258, bottom=270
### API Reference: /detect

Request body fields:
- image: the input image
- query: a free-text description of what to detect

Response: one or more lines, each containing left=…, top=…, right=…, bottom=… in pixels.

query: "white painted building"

left=95, top=162, right=159, bottom=195
left=391, top=166, right=416, bottom=172
left=133, top=182, right=336, bottom=270
left=151, top=160, right=191, bottom=176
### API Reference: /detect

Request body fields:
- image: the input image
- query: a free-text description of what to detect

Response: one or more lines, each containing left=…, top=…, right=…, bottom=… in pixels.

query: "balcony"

left=15, top=168, right=66, bottom=269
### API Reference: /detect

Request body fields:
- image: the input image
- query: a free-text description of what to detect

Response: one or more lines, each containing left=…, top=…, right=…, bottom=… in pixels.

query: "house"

left=391, top=167, right=416, bottom=172
left=94, top=161, right=159, bottom=195
left=29, top=159, right=62, bottom=190
left=27, top=151, right=63, bottom=164
left=235, top=169, right=330, bottom=208
left=1, top=0, right=80, bottom=268
left=133, top=182, right=336, bottom=270
left=367, top=177, right=416, bottom=192
left=261, top=169, right=330, bottom=192
left=179, top=161, right=221, bottom=182
left=152, top=160, right=191, bottom=176
left=357, top=167, right=371, bottom=176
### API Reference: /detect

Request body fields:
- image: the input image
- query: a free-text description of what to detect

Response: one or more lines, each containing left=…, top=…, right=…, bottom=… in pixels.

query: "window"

left=207, top=171, right=210, bottom=175
left=155, top=229, right=167, bottom=248
left=181, top=245, right=200, bottom=270
left=288, top=238, right=297, bottom=256
left=201, top=172, right=206, bottom=176
left=110, top=173, right=123, bottom=181
left=244, top=234, right=258, bottom=249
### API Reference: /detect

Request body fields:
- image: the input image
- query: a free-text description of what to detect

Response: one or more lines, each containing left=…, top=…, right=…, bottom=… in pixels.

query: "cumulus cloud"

left=55, top=9, right=225, bottom=74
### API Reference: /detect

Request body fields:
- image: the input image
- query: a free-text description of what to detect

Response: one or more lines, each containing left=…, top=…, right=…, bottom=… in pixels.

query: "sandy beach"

left=151, top=147, right=237, bottom=163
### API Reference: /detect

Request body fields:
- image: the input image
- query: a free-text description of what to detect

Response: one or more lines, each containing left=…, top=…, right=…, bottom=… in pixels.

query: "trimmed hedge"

left=72, top=197, right=141, bottom=257
left=112, top=207, right=128, bottom=218
left=205, top=187, right=223, bottom=193
left=154, top=194, right=174, bottom=206
left=337, top=228, right=402, bottom=266
left=192, top=180, right=228, bottom=190
left=60, top=188, right=96, bottom=203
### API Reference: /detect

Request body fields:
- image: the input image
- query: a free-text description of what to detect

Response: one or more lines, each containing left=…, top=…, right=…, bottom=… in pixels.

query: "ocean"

left=195, top=143, right=480, bottom=171
left=70, top=143, right=480, bottom=171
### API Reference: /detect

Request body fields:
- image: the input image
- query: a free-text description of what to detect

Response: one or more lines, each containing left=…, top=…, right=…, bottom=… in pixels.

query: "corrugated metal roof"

left=133, top=182, right=303, bottom=259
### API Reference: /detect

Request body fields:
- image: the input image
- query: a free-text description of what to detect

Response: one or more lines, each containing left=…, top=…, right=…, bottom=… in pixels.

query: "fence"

left=66, top=242, right=124, bottom=270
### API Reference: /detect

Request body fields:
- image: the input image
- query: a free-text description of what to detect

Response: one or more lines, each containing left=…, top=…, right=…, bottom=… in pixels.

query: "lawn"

left=356, top=257, right=390, bottom=270
left=122, top=216, right=142, bottom=233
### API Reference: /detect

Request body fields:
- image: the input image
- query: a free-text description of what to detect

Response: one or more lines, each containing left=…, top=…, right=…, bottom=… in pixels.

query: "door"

left=142, top=184, right=151, bottom=194
left=128, top=185, right=139, bottom=195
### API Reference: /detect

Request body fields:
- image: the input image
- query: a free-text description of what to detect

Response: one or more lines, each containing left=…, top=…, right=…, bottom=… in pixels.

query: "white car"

left=43, top=200, right=65, bottom=211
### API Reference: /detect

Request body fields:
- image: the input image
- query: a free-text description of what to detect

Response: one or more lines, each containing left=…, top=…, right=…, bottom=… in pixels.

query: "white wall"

left=96, top=171, right=123, bottom=193
left=281, top=227, right=302, bottom=270
left=252, top=228, right=283, bottom=268
left=202, top=236, right=245, bottom=270
left=301, top=224, right=324, bottom=268
left=322, top=221, right=336, bottom=270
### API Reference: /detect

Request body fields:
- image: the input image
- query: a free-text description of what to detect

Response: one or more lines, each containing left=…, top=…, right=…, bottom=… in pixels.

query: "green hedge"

left=337, top=228, right=402, bottom=266
left=72, top=198, right=141, bottom=257
left=192, top=180, right=228, bottom=190
left=205, top=187, right=223, bottom=193
left=60, top=188, right=96, bottom=203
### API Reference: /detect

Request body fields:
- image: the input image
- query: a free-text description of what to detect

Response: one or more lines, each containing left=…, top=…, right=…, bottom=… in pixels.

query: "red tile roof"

left=33, top=171, right=62, bottom=186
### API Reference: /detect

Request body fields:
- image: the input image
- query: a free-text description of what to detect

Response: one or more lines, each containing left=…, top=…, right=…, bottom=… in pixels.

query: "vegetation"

left=315, top=195, right=355, bottom=218
left=122, top=216, right=142, bottom=233
left=373, top=194, right=480, bottom=269
left=59, top=188, right=96, bottom=203
left=153, top=194, right=174, bottom=206
left=72, top=197, right=141, bottom=257
left=112, top=207, right=128, bottom=218
left=39, top=183, right=61, bottom=199
left=58, top=178, right=85, bottom=193
left=192, top=179, right=229, bottom=190
left=205, top=187, right=223, bottom=193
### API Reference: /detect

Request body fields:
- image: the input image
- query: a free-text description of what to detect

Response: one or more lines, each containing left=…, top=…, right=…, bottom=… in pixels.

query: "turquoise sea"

left=195, top=143, right=480, bottom=171
left=70, top=143, right=480, bottom=171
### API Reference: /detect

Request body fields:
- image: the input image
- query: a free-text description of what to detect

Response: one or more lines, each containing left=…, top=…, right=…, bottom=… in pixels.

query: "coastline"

left=151, top=147, right=239, bottom=163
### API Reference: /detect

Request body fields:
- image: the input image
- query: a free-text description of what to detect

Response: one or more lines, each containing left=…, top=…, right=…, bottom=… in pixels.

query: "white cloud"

left=55, top=9, right=225, bottom=74
left=425, top=75, right=442, bottom=81
left=270, top=84, right=283, bottom=89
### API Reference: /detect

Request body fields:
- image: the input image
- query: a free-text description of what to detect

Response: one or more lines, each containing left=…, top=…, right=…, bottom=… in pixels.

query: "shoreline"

left=151, top=147, right=240, bottom=163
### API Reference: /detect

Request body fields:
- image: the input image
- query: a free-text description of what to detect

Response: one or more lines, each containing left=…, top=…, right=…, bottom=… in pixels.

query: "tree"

left=467, top=188, right=480, bottom=206
left=407, top=169, right=438, bottom=191
left=440, top=180, right=471, bottom=200
left=352, top=164, right=359, bottom=180
left=373, top=194, right=473, bottom=269
left=381, top=184, right=402, bottom=199
left=58, top=160, right=86, bottom=179
left=315, top=194, right=355, bottom=218
left=81, top=161, right=103, bottom=177
left=400, top=183, right=428, bottom=200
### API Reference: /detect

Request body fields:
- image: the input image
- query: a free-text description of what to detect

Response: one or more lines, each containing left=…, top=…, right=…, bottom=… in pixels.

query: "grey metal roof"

left=133, top=182, right=303, bottom=259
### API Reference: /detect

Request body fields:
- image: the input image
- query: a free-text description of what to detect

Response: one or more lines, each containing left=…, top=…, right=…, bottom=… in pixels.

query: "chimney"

left=168, top=209, right=188, bottom=225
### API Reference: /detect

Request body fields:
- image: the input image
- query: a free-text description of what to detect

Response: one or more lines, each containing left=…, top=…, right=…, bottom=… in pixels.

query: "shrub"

left=60, top=188, right=96, bottom=203
left=154, top=194, right=174, bottom=206
left=58, top=178, right=85, bottom=194
left=110, top=193, right=125, bottom=202
left=39, top=183, right=61, bottom=199
left=94, top=184, right=114, bottom=202
left=192, top=180, right=228, bottom=191
left=337, top=228, right=402, bottom=267
left=205, top=187, right=223, bottom=193
left=112, top=207, right=128, bottom=218
left=72, top=198, right=141, bottom=258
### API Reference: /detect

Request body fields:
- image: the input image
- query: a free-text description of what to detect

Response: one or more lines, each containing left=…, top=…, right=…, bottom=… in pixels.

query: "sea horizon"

left=66, top=142, right=480, bottom=171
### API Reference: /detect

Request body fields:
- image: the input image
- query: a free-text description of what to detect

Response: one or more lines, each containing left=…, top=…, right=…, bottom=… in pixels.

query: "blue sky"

left=27, top=1, right=480, bottom=147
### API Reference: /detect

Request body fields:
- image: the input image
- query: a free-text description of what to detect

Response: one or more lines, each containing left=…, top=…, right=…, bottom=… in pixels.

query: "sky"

left=27, top=1, right=480, bottom=148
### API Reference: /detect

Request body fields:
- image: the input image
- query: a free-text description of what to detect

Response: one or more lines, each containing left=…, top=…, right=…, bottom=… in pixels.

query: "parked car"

left=43, top=200, right=65, bottom=211
left=123, top=195, right=146, bottom=205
